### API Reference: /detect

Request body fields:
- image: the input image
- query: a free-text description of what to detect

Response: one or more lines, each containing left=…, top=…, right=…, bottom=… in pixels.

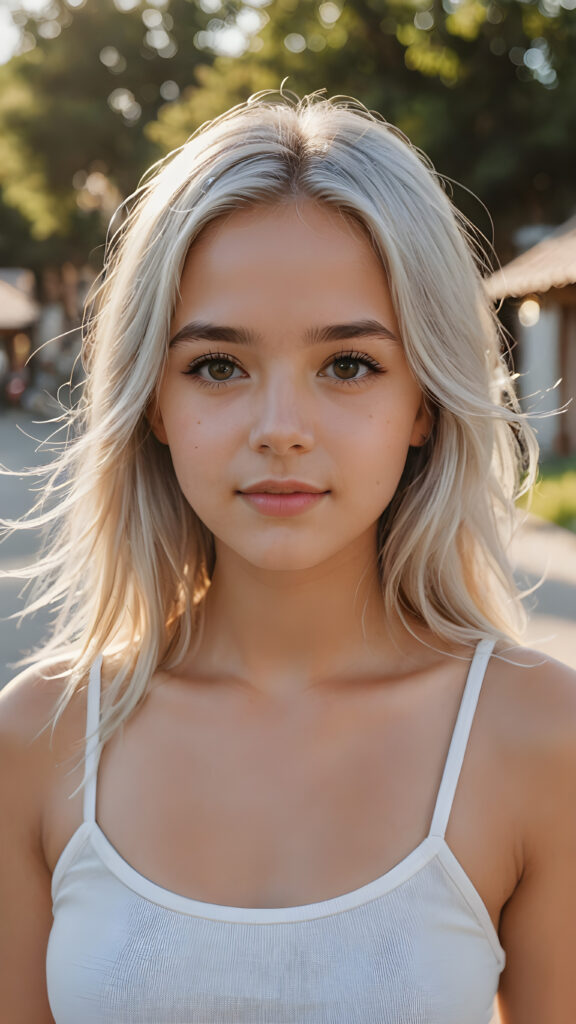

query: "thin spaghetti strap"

left=82, top=654, right=103, bottom=824
left=429, top=638, right=496, bottom=839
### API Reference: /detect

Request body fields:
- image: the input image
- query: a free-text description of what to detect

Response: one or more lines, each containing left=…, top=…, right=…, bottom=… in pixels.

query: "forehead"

left=175, top=200, right=395, bottom=327
left=192, top=199, right=372, bottom=254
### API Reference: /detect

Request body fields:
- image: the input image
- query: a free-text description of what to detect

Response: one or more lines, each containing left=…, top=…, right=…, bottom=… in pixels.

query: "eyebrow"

left=168, top=319, right=400, bottom=349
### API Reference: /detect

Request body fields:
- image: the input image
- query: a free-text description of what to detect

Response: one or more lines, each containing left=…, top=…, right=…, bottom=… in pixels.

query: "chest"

left=93, top=675, right=506, bottom=917
left=47, top=675, right=518, bottom=929
left=105, top=694, right=440, bottom=907
left=48, top=863, right=503, bottom=1024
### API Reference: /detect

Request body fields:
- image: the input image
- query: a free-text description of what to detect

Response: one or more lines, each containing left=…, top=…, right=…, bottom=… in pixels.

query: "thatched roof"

left=486, top=215, right=576, bottom=301
left=0, top=279, right=40, bottom=331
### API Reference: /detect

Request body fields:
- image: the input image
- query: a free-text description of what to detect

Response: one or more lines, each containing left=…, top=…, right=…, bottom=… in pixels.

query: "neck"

left=185, top=537, right=429, bottom=701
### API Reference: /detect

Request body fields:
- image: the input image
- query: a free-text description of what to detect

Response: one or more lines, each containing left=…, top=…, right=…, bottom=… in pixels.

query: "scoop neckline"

left=57, top=638, right=498, bottom=921
left=50, top=819, right=505, bottom=965
left=86, top=820, right=441, bottom=922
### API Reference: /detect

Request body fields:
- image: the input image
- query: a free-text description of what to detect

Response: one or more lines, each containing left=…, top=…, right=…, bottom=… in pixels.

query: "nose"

left=248, top=373, right=315, bottom=455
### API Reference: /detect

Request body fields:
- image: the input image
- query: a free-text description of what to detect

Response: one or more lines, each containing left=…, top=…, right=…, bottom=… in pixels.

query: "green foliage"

left=149, top=0, right=576, bottom=258
left=519, top=458, right=576, bottom=533
left=147, top=61, right=279, bottom=152
left=1, top=0, right=575, bottom=270
left=0, top=0, right=225, bottom=266
left=445, top=1, right=487, bottom=41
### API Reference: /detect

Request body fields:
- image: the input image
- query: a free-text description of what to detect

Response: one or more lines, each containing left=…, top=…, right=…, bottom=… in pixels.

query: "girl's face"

left=151, top=200, right=431, bottom=572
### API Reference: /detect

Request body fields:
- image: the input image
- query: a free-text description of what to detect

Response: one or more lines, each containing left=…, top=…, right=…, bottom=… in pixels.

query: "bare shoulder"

left=0, top=658, right=83, bottom=743
left=0, top=663, right=89, bottom=1022
left=1, top=658, right=71, bottom=725
left=0, top=659, right=87, bottom=814
left=487, top=645, right=576, bottom=745
left=485, top=645, right=576, bottom=835
left=485, top=649, right=576, bottom=1020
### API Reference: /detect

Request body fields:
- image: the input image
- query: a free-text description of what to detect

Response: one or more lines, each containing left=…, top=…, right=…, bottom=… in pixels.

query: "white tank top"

left=46, top=639, right=504, bottom=1023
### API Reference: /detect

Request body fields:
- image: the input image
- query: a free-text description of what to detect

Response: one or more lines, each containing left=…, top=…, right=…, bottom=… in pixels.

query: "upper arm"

left=0, top=668, right=60, bottom=1023
left=496, top=657, right=576, bottom=1024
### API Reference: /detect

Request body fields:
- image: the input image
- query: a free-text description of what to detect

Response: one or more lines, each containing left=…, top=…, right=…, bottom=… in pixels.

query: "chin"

left=216, top=538, right=333, bottom=573
left=249, top=551, right=329, bottom=572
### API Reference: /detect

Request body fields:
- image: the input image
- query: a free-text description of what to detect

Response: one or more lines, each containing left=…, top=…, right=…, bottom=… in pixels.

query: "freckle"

left=196, top=420, right=201, bottom=425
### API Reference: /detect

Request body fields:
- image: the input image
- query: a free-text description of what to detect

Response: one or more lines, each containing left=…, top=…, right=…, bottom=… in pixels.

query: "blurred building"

left=486, top=216, right=576, bottom=456
left=0, top=268, right=40, bottom=406
left=0, top=264, right=91, bottom=414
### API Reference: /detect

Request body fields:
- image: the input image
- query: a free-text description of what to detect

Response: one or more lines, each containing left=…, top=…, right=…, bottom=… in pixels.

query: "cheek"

left=351, top=401, right=418, bottom=455
left=345, top=410, right=416, bottom=491
left=163, top=413, right=233, bottom=503
left=159, top=391, right=208, bottom=453
left=341, top=432, right=405, bottom=492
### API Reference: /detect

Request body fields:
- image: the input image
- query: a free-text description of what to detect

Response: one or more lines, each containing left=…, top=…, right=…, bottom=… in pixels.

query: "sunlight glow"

left=519, top=299, right=541, bottom=327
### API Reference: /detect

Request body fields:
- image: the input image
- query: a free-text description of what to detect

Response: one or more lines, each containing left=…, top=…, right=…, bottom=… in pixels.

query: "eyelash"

left=182, top=350, right=387, bottom=389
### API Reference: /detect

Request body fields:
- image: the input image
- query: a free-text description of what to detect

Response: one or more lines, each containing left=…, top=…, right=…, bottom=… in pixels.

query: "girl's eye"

left=322, top=351, right=386, bottom=383
left=183, top=350, right=386, bottom=388
left=183, top=353, right=243, bottom=387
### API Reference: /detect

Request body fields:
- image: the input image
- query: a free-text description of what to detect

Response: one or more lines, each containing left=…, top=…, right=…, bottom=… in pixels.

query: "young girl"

left=1, top=92, right=576, bottom=1024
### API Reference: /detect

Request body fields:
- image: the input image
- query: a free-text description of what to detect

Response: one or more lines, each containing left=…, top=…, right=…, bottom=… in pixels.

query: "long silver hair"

left=2, top=91, right=537, bottom=745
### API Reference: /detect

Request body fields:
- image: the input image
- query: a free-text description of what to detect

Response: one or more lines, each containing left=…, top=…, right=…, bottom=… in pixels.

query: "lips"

left=240, top=479, right=328, bottom=494
left=238, top=490, right=328, bottom=517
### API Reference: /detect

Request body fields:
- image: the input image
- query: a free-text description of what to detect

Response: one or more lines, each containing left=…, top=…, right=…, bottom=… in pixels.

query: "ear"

left=409, top=397, right=434, bottom=448
left=146, top=396, right=169, bottom=445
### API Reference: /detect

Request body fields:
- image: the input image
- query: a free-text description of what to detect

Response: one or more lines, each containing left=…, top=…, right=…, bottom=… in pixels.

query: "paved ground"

left=509, top=514, right=576, bottom=668
left=0, top=409, right=574, bottom=687
left=0, top=408, right=56, bottom=685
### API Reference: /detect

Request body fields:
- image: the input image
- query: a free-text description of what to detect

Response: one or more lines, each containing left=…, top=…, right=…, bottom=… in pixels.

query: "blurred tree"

left=149, top=0, right=576, bottom=258
left=1, top=0, right=575, bottom=269
left=0, top=0, right=232, bottom=269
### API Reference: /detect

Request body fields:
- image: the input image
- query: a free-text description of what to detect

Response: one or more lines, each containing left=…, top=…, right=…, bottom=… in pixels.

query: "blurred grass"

left=518, top=456, right=576, bottom=533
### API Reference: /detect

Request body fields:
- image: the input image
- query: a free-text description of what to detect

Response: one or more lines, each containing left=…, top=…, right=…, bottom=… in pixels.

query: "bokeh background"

left=0, top=0, right=575, bottom=680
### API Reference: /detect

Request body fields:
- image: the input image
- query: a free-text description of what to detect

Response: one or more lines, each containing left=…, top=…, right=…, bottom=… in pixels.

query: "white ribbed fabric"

left=46, top=639, right=504, bottom=1024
